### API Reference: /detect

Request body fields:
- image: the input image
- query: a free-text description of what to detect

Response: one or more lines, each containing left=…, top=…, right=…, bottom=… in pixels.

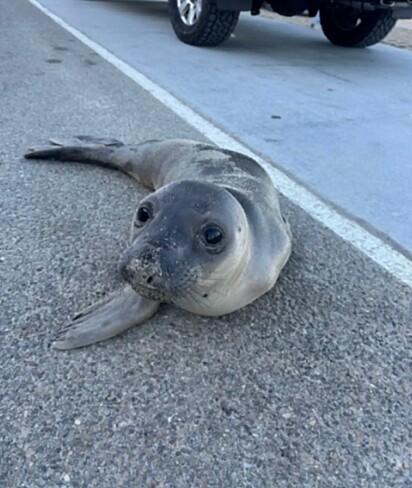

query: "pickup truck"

left=168, top=0, right=412, bottom=47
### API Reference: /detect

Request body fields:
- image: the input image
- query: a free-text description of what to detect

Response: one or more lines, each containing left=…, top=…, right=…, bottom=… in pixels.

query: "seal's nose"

left=118, top=246, right=160, bottom=288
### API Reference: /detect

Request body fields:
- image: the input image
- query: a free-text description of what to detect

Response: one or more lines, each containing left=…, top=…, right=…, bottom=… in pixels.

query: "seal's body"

left=25, top=137, right=291, bottom=349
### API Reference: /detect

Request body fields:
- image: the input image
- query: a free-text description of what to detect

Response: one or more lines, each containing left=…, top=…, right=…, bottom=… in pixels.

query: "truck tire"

left=319, top=6, right=396, bottom=47
left=169, top=0, right=240, bottom=46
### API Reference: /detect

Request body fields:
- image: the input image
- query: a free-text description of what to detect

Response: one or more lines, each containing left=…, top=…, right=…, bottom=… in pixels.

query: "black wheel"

left=168, top=0, right=240, bottom=46
left=319, top=5, right=396, bottom=47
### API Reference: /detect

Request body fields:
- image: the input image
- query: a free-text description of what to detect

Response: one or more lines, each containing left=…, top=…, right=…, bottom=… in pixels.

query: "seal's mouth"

left=127, top=281, right=170, bottom=302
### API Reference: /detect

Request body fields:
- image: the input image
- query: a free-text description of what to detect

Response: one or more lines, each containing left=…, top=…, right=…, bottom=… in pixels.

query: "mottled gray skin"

left=24, top=137, right=291, bottom=349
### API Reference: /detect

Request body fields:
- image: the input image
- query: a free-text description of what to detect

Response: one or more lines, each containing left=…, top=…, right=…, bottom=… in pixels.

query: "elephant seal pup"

left=25, top=137, right=292, bottom=349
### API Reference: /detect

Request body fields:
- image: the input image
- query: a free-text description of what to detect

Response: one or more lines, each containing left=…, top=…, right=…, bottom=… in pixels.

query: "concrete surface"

left=0, top=1, right=411, bottom=487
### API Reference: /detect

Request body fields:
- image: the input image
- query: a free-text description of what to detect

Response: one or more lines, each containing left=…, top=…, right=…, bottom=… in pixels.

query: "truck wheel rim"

left=177, top=0, right=202, bottom=26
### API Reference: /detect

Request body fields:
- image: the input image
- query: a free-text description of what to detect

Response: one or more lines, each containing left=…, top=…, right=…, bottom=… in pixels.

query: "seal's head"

left=118, top=180, right=250, bottom=315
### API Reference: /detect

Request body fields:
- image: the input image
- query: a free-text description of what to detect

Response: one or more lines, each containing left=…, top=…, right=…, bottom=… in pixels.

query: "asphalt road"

left=1, top=1, right=411, bottom=487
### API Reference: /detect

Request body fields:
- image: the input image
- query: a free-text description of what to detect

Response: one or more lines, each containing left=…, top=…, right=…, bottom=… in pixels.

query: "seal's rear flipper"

left=24, top=143, right=130, bottom=172
left=53, top=286, right=159, bottom=350
left=49, top=136, right=124, bottom=147
left=23, top=135, right=137, bottom=173
left=25, top=136, right=122, bottom=160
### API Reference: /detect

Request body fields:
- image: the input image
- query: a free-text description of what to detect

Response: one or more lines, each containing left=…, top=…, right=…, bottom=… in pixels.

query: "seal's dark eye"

left=136, top=206, right=151, bottom=224
left=203, top=227, right=223, bottom=246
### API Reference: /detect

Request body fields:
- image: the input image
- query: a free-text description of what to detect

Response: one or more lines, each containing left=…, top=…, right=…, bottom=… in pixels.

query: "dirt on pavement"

left=385, top=19, right=412, bottom=49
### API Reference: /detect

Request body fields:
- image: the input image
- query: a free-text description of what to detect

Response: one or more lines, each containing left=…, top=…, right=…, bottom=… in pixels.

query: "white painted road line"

left=27, top=0, right=412, bottom=288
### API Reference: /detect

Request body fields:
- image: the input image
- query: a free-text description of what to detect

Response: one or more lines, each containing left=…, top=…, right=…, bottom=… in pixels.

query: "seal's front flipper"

left=53, top=286, right=159, bottom=350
